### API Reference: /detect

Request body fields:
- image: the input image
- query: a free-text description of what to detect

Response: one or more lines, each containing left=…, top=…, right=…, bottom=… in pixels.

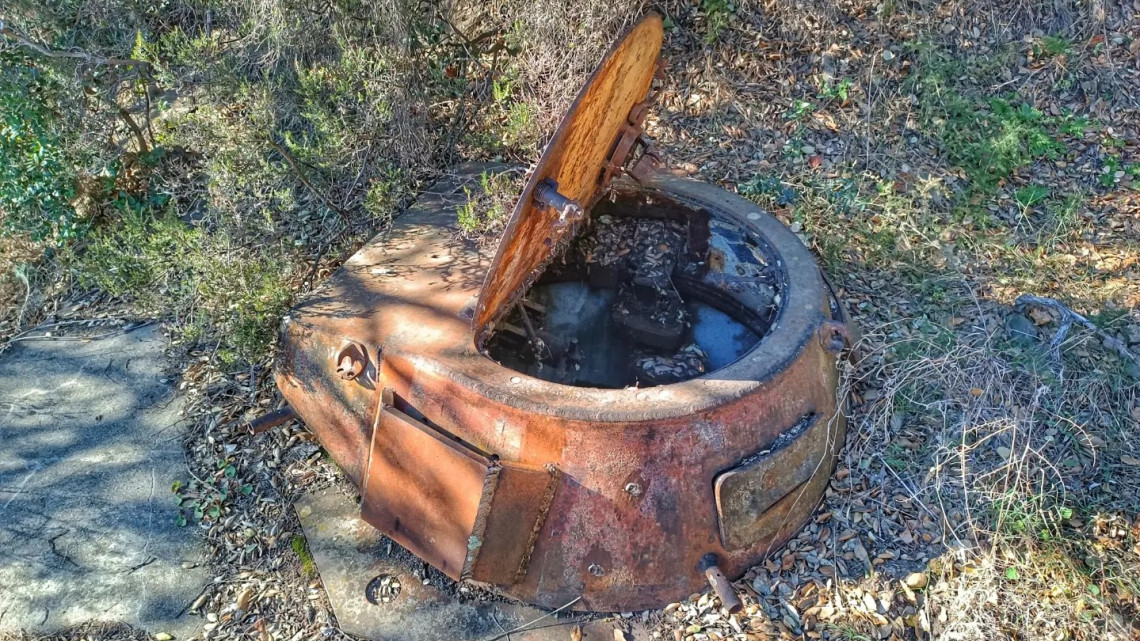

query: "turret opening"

left=481, top=188, right=784, bottom=388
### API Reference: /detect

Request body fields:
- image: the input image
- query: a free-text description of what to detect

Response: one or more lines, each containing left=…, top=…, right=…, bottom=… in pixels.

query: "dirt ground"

left=3, top=1, right=1139, bottom=640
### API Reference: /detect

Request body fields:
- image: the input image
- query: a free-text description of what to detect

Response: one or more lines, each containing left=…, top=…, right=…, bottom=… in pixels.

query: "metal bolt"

left=587, top=563, right=605, bottom=577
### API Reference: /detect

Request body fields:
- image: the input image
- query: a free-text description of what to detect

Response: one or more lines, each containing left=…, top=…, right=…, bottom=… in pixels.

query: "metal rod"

left=699, top=554, right=743, bottom=614
left=244, top=406, right=298, bottom=435
left=516, top=303, right=541, bottom=348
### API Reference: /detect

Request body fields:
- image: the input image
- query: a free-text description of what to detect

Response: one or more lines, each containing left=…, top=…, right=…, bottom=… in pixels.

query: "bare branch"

left=118, top=108, right=150, bottom=153
left=266, top=135, right=351, bottom=224
left=0, top=20, right=150, bottom=69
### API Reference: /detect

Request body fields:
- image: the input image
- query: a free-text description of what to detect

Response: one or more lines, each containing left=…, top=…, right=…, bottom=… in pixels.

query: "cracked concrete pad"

left=295, top=488, right=647, bottom=641
left=0, top=325, right=207, bottom=638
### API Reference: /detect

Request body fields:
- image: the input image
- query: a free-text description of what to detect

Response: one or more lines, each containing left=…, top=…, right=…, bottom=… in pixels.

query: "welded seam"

left=460, top=462, right=501, bottom=581
left=513, top=464, right=562, bottom=585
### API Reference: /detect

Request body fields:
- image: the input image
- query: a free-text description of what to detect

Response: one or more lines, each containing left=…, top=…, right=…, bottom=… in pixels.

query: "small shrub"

left=699, top=0, right=734, bottom=44
left=0, top=50, right=80, bottom=242
left=455, top=170, right=524, bottom=241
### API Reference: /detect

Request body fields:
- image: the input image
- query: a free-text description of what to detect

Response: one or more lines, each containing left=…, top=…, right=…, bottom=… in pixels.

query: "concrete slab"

left=0, top=325, right=208, bottom=638
left=295, top=488, right=648, bottom=641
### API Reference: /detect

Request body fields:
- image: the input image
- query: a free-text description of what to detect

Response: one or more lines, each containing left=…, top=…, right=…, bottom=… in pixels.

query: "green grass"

left=456, top=170, right=522, bottom=238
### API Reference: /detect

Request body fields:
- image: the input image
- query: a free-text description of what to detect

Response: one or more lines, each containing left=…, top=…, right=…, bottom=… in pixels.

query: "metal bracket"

left=601, top=101, right=657, bottom=192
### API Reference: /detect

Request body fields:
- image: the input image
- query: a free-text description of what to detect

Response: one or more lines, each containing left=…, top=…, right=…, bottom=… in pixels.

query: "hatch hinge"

left=600, top=100, right=660, bottom=191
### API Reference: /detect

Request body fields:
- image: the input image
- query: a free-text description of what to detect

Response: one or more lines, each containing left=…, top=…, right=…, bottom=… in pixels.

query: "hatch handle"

left=533, top=178, right=584, bottom=228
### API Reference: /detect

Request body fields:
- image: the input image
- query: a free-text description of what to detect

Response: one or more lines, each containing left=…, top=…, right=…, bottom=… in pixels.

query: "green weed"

left=819, top=78, right=852, bottom=102
left=291, top=534, right=316, bottom=577
left=786, top=99, right=814, bottom=121
left=456, top=171, right=522, bottom=238
left=699, top=0, right=734, bottom=44
left=171, top=459, right=253, bottom=527
left=1015, top=185, right=1049, bottom=210
left=1035, top=35, right=1073, bottom=57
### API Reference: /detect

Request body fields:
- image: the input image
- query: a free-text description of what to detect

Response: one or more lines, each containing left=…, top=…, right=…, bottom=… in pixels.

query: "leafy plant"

left=819, top=78, right=852, bottom=102
left=0, top=50, right=81, bottom=242
left=1015, top=185, right=1049, bottom=209
left=786, top=99, right=815, bottom=121
left=171, top=458, right=253, bottom=527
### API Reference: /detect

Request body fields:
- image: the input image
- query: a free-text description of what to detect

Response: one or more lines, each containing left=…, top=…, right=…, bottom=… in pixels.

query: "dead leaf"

left=1121, top=455, right=1140, bottom=466
left=808, top=155, right=823, bottom=169
left=570, top=625, right=582, bottom=641
left=236, top=587, right=253, bottom=612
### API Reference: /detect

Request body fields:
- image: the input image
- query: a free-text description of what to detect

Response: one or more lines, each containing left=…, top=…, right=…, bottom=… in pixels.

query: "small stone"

left=1005, top=314, right=1038, bottom=346
left=882, top=49, right=895, bottom=61
left=904, top=572, right=928, bottom=590
left=155, top=634, right=174, bottom=641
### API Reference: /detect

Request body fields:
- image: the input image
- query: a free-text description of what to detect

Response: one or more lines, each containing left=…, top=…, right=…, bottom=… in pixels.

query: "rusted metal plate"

left=714, top=413, right=835, bottom=550
left=361, top=393, right=495, bottom=580
left=473, top=14, right=663, bottom=333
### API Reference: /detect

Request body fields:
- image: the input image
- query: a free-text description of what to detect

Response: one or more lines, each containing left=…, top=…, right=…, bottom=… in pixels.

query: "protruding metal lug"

left=334, top=340, right=368, bottom=380
left=243, top=406, right=298, bottom=435
left=819, top=320, right=850, bottom=355
left=699, top=553, right=743, bottom=614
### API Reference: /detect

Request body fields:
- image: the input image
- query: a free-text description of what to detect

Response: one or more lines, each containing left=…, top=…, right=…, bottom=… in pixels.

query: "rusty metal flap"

left=361, top=393, right=496, bottom=580
left=714, top=413, right=829, bottom=550
left=467, top=462, right=560, bottom=587
left=473, top=13, right=664, bottom=334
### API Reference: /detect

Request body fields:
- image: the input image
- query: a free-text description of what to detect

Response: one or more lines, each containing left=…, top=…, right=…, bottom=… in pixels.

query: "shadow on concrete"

left=0, top=325, right=207, bottom=638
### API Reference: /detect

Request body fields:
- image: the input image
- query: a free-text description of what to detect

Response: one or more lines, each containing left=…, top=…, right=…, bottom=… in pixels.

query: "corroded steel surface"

left=361, top=395, right=493, bottom=579
left=474, top=14, right=663, bottom=332
left=275, top=164, right=850, bottom=611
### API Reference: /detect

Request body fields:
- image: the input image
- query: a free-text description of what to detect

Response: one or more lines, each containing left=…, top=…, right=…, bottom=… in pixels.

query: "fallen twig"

left=481, top=596, right=582, bottom=641
left=1015, top=294, right=1140, bottom=376
left=0, top=319, right=150, bottom=352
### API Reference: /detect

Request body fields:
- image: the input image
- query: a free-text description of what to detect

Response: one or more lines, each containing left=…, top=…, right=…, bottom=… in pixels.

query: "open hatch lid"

left=472, top=13, right=664, bottom=333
